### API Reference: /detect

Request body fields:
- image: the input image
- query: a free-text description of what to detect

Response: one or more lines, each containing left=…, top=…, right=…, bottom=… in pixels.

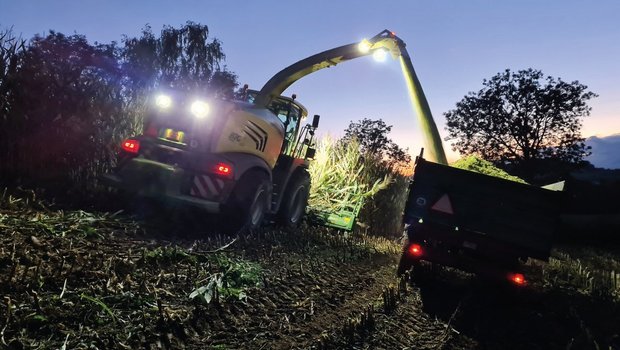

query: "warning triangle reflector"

left=431, top=194, right=454, bottom=214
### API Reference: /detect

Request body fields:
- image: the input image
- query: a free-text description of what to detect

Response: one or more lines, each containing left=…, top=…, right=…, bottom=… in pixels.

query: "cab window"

left=270, top=101, right=301, bottom=155
left=285, top=106, right=301, bottom=141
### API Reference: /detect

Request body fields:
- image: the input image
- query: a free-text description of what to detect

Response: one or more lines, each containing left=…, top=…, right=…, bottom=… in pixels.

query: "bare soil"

left=1, top=204, right=619, bottom=349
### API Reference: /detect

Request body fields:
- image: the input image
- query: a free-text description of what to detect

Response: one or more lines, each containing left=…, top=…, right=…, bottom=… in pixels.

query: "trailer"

left=398, top=154, right=563, bottom=285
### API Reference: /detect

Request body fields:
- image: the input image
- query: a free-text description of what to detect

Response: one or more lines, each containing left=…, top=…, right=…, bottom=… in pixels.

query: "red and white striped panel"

left=190, top=174, right=225, bottom=199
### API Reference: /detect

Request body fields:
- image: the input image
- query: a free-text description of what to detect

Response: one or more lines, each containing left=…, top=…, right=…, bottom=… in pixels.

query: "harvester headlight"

left=372, top=48, right=388, bottom=62
left=190, top=100, right=210, bottom=119
left=358, top=39, right=371, bottom=53
left=155, top=94, right=172, bottom=109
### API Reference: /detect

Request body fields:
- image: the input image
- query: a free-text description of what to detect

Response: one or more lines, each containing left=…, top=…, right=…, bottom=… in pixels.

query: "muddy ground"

left=1, top=201, right=619, bottom=349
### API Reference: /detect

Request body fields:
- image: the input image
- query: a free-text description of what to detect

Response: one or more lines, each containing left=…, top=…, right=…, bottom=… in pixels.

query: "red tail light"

left=509, top=273, right=526, bottom=286
left=121, top=139, right=140, bottom=154
left=408, top=244, right=423, bottom=257
left=214, top=163, right=232, bottom=176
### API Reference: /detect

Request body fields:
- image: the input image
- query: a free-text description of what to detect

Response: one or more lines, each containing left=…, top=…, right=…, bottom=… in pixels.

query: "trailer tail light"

left=121, top=139, right=140, bottom=154
left=214, top=163, right=232, bottom=176
left=408, top=244, right=423, bottom=257
left=509, top=273, right=526, bottom=286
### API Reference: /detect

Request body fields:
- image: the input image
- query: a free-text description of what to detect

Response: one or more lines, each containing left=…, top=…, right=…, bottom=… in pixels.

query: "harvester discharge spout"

left=254, top=30, right=447, bottom=164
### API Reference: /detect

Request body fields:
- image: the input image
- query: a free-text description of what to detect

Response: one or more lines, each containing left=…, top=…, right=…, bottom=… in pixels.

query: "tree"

left=444, top=69, right=596, bottom=176
left=122, top=22, right=237, bottom=99
left=341, top=118, right=411, bottom=170
left=121, top=22, right=238, bottom=137
left=338, top=119, right=412, bottom=234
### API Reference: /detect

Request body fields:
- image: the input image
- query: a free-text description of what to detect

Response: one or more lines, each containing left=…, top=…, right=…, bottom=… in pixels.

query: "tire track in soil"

left=201, top=251, right=405, bottom=349
left=196, top=231, right=468, bottom=350
left=5, top=207, right=618, bottom=350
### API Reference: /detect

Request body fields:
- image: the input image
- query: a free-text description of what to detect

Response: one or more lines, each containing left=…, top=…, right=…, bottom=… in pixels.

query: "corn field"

left=308, top=136, right=410, bottom=236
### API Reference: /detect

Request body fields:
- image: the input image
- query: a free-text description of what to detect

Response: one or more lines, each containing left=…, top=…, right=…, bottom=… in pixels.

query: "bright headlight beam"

left=155, top=94, right=172, bottom=109
left=358, top=39, right=371, bottom=53
left=190, top=100, right=210, bottom=119
left=372, top=49, right=388, bottom=62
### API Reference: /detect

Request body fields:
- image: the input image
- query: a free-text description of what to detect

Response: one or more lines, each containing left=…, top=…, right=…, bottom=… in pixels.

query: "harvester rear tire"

left=223, top=170, right=270, bottom=233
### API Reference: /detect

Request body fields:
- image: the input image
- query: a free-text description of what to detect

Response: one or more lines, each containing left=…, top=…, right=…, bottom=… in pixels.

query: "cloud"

left=586, top=134, right=620, bottom=169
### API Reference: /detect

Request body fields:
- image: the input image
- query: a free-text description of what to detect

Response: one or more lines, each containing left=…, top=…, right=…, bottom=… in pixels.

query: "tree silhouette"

left=120, top=22, right=238, bottom=141
left=342, top=118, right=411, bottom=170
left=444, top=68, right=596, bottom=180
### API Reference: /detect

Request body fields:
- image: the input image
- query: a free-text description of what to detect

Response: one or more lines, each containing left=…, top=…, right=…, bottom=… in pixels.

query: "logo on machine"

left=243, top=121, right=268, bottom=152
left=415, top=197, right=427, bottom=206
left=228, top=132, right=242, bottom=143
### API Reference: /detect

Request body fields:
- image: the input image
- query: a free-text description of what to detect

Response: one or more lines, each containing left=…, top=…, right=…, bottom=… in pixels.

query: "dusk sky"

left=2, top=0, right=619, bottom=162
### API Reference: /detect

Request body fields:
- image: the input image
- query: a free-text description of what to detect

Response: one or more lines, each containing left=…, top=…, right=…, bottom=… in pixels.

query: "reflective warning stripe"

left=430, top=194, right=454, bottom=214
left=215, top=178, right=224, bottom=189
left=202, top=175, right=217, bottom=194
left=190, top=174, right=226, bottom=199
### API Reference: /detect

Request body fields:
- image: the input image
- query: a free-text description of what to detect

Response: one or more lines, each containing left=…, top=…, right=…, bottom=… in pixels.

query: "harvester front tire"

left=277, top=172, right=310, bottom=228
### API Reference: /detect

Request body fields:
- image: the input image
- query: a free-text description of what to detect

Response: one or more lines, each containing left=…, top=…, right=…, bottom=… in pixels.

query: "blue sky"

left=2, top=0, right=618, bottom=161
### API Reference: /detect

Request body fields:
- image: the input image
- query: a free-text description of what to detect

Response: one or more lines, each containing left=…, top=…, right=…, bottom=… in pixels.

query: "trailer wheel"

left=224, top=171, right=270, bottom=233
left=397, top=230, right=414, bottom=275
left=397, top=253, right=414, bottom=276
left=277, top=171, right=311, bottom=228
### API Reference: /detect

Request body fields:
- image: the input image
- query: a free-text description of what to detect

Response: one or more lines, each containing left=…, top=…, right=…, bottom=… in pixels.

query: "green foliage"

left=144, top=246, right=196, bottom=265
left=308, top=136, right=391, bottom=216
left=80, top=293, right=117, bottom=323
left=308, top=135, right=410, bottom=235
left=445, top=68, right=596, bottom=177
left=190, top=255, right=263, bottom=304
left=451, top=155, right=528, bottom=183
left=309, top=118, right=413, bottom=235
left=0, top=189, right=139, bottom=237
